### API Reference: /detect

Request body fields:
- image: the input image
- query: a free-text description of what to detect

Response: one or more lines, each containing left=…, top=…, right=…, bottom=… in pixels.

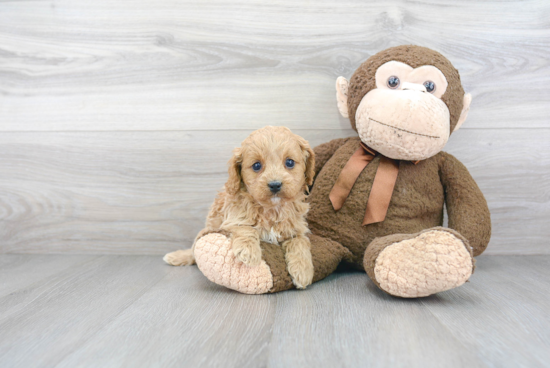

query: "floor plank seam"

left=420, top=300, right=491, bottom=368
left=53, top=268, right=173, bottom=367
left=0, top=255, right=103, bottom=324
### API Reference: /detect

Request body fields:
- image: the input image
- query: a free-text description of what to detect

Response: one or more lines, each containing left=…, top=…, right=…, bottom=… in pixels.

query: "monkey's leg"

left=363, top=227, right=474, bottom=298
left=193, top=232, right=351, bottom=294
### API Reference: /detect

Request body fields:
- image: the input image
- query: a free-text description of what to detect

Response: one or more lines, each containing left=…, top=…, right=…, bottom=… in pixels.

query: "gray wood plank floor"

left=0, top=255, right=548, bottom=368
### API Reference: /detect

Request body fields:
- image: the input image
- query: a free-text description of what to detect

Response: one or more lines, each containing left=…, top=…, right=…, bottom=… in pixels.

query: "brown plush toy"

left=192, top=45, right=491, bottom=298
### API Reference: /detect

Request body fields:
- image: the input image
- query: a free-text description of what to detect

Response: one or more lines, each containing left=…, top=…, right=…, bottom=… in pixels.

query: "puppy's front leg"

left=228, top=226, right=262, bottom=267
left=283, top=235, right=314, bottom=289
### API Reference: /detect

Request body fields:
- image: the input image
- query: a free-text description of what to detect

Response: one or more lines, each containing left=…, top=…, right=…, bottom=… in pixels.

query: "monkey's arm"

left=313, top=138, right=352, bottom=178
left=440, top=152, right=491, bottom=256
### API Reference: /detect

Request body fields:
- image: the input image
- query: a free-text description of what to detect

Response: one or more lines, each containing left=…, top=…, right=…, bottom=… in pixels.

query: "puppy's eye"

left=252, top=162, right=262, bottom=172
left=423, top=80, right=436, bottom=93
left=387, top=76, right=400, bottom=89
left=285, top=158, right=295, bottom=169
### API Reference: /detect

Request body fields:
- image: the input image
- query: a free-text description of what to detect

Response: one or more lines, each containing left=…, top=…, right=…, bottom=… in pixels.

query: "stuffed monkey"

left=192, top=45, right=491, bottom=298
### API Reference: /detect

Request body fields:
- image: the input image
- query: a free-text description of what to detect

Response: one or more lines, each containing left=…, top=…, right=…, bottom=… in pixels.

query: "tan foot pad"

left=194, top=233, right=273, bottom=295
left=374, top=230, right=473, bottom=298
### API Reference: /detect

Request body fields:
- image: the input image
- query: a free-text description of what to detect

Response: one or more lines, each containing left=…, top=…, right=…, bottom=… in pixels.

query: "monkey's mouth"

left=369, top=118, right=440, bottom=139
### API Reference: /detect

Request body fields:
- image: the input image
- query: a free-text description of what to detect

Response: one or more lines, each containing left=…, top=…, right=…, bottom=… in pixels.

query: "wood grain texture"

left=0, top=256, right=170, bottom=367
left=56, top=264, right=277, bottom=368
left=0, top=254, right=95, bottom=298
left=421, top=255, right=550, bottom=368
left=0, top=129, right=353, bottom=254
left=0, top=129, right=548, bottom=255
left=0, top=0, right=549, bottom=131
left=0, top=254, right=548, bottom=367
left=267, top=272, right=486, bottom=368
left=0, top=0, right=548, bottom=255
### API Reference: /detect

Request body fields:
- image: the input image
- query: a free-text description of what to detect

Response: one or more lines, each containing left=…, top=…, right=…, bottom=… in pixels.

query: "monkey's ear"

left=225, top=147, right=243, bottom=195
left=453, top=93, right=472, bottom=132
left=336, top=77, right=349, bottom=118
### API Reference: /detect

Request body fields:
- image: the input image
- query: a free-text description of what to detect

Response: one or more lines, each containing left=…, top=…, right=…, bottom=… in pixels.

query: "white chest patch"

left=260, top=227, right=280, bottom=245
left=270, top=197, right=281, bottom=204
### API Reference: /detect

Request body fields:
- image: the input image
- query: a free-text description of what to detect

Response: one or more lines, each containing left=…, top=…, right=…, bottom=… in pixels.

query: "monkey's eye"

left=423, top=81, right=436, bottom=93
left=387, top=76, right=400, bottom=89
left=252, top=162, right=262, bottom=172
left=285, top=158, right=295, bottom=169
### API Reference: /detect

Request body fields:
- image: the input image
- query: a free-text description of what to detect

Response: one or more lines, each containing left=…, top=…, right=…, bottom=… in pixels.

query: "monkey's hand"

left=440, top=152, right=491, bottom=256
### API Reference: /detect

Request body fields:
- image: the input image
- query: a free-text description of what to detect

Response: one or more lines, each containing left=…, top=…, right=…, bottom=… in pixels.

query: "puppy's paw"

left=287, top=252, right=314, bottom=289
left=232, top=236, right=262, bottom=267
left=163, top=249, right=195, bottom=266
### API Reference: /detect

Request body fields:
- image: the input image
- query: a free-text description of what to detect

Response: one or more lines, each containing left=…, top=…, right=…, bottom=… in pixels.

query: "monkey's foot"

left=363, top=228, right=474, bottom=298
left=194, top=233, right=273, bottom=294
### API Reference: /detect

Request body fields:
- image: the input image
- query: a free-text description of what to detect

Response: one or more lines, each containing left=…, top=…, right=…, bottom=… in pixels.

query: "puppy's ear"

left=226, top=147, right=243, bottom=195
left=298, top=138, right=315, bottom=187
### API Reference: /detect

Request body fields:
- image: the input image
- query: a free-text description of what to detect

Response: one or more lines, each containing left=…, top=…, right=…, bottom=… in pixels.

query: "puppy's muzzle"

left=268, top=181, right=282, bottom=194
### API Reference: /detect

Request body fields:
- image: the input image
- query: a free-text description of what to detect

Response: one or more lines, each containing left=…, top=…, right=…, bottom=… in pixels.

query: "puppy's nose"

left=268, top=181, right=282, bottom=193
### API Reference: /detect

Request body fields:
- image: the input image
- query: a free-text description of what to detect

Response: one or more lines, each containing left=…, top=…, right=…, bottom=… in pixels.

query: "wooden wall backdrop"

left=0, top=0, right=549, bottom=255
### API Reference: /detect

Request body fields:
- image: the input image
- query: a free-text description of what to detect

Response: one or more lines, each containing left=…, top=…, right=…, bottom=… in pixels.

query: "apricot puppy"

left=164, top=126, right=316, bottom=289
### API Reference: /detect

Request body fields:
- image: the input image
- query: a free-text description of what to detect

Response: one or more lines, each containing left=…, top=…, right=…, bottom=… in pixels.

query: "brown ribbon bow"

left=329, top=143, right=400, bottom=226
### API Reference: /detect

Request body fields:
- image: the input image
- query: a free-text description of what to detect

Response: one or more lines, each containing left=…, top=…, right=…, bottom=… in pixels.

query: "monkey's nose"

left=401, top=82, right=427, bottom=93
left=268, top=181, right=282, bottom=193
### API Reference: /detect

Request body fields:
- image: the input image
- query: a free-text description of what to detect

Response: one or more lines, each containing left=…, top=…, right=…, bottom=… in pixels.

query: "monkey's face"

left=355, top=61, right=450, bottom=161
left=336, top=46, right=472, bottom=162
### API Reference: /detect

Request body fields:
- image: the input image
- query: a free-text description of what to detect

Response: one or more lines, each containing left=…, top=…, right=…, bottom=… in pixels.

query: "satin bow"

left=329, top=143, right=402, bottom=226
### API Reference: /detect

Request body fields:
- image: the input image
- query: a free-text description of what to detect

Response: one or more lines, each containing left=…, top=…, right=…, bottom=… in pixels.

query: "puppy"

left=164, top=126, right=316, bottom=289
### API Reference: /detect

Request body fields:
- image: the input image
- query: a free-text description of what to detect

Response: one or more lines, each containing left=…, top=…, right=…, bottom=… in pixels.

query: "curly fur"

left=164, top=126, right=316, bottom=289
